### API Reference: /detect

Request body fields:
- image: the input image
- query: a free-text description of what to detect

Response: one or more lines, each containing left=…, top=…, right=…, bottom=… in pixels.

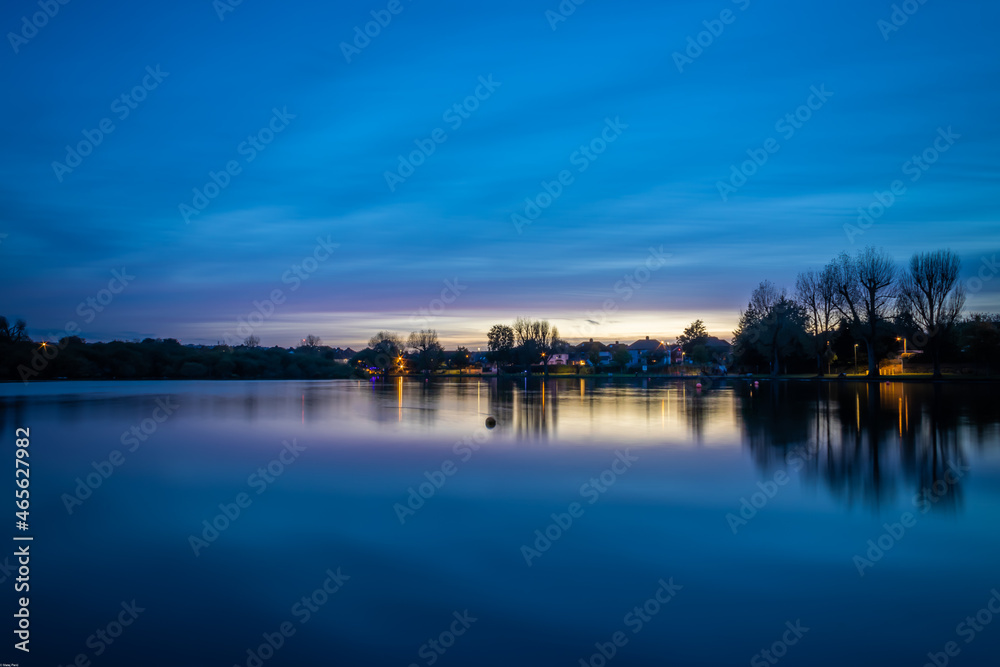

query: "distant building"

left=627, top=336, right=666, bottom=366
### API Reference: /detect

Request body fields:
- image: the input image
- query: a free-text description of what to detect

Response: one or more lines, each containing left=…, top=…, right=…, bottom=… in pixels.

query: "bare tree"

left=243, top=334, right=261, bottom=348
left=407, top=329, right=444, bottom=372
left=828, top=247, right=897, bottom=378
left=0, top=317, right=29, bottom=343
left=511, top=317, right=552, bottom=347
left=796, top=266, right=837, bottom=375
left=303, top=334, right=322, bottom=348
left=512, top=316, right=532, bottom=347
left=899, top=250, right=965, bottom=377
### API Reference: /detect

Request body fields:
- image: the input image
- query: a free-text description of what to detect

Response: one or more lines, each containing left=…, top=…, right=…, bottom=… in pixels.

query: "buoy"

left=485, top=416, right=496, bottom=429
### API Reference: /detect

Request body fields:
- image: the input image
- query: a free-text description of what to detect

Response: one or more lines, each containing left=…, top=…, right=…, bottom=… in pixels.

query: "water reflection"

left=735, top=380, right=987, bottom=512
left=2, top=378, right=996, bottom=517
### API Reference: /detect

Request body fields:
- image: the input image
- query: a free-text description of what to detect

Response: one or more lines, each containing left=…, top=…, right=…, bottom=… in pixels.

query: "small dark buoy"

left=485, top=416, right=497, bottom=429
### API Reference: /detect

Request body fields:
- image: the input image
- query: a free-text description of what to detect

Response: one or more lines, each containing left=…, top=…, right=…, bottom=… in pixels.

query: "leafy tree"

left=487, top=324, right=514, bottom=362
left=677, top=320, right=709, bottom=354
left=733, top=281, right=810, bottom=375
left=452, top=346, right=471, bottom=369
left=612, top=348, right=632, bottom=371
left=368, top=331, right=404, bottom=373
left=960, top=314, right=1000, bottom=371
left=899, top=250, right=965, bottom=377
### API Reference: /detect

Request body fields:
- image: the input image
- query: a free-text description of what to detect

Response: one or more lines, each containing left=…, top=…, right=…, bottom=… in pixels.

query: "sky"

left=1, top=0, right=998, bottom=349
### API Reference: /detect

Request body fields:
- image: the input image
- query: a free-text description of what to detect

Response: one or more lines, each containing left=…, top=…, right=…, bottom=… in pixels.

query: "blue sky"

left=1, top=0, right=998, bottom=348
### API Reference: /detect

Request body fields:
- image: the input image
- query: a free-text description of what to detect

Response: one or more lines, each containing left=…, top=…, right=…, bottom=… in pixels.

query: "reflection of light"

left=856, top=392, right=860, bottom=432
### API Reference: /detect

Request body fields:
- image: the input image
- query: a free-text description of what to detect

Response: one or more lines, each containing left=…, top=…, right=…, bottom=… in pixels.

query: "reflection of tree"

left=739, top=382, right=813, bottom=464
left=739, top=381, right=989, bottom=514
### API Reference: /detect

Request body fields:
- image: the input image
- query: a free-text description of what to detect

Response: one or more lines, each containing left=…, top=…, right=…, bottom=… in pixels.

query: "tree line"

left=733, top=247, right=984, bottom=377
left=3, top=246, right=999, bottom=382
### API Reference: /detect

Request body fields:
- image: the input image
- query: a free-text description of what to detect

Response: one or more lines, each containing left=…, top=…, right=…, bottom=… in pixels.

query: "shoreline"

left=4, top=374, right=1000, bottom=385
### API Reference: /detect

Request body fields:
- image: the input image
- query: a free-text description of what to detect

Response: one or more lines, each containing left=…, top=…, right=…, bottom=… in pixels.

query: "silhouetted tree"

left=796, top=265, right=838, bottom=375
left=829, top=247, right=897, bottom=378
left=899, top=250, right=965, bottom=377
left=407, top=329, right=444, bottom=372
left=0, top=316, right=29, bottom=343
left=733, top=281, right=809, bottom=375
left=368, top=331, right=404, bottom=373
left=677, top=320, right=709, bottom=355
left=487, top=324, right=514, bottom=363
left=452, top=346, right=471, bottom=369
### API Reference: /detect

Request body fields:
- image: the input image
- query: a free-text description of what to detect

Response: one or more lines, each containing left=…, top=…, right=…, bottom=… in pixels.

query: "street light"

left=854, top=343, right=858, bottom=375
left=896, top=337, right=907, bottom=374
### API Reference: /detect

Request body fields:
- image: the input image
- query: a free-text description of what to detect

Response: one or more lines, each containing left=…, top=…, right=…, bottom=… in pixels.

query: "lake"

left=3, top=378, right=1000, bottom=666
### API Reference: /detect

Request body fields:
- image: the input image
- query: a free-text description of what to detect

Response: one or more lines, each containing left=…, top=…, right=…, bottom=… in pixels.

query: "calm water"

left=3, top=378, right=1000, bottom=666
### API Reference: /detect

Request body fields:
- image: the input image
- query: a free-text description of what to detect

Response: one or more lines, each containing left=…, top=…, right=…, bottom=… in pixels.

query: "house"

left=574, top=338, right=609, bottom=365
left=546, top=353, right=569, bottom=365
left=627, top=336, right=667, bottom=366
